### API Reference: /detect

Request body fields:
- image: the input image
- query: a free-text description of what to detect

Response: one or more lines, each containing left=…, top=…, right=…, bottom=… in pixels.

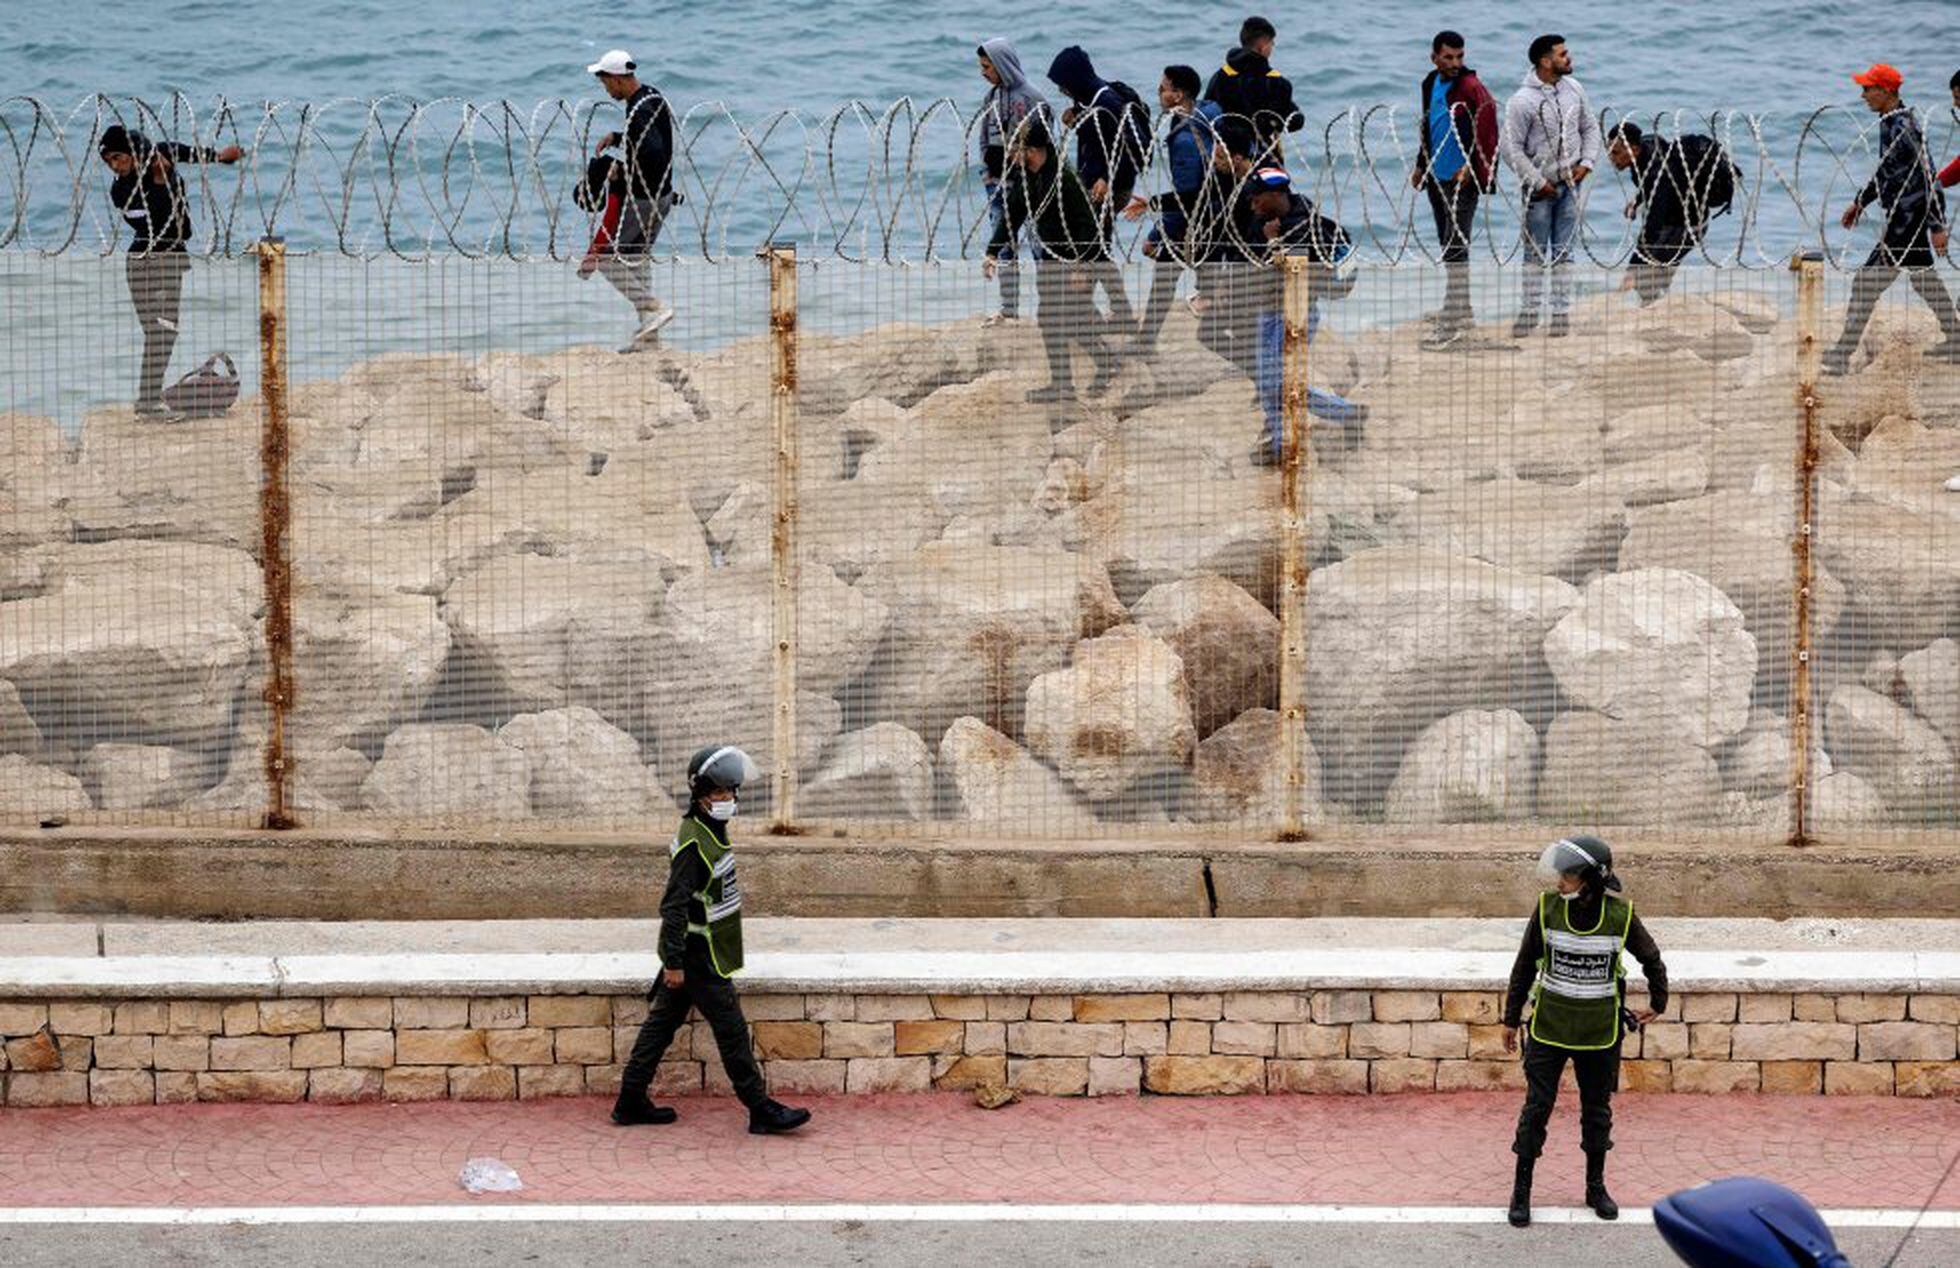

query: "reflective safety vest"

left=672, top=817, right=744, bottom=977
left=1527, top=891, right=1632, bottom=1051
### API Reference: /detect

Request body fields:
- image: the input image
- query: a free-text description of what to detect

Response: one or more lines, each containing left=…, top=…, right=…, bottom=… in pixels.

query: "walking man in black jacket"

left=613, top=744, right=811, bottom=1135
left=1204, top=16, right=1304, bottom=163
left=1825, top=63, right=1960, bottom=373
left=1503, top=835, right=1668, bottom=1229
left=987, top=121, right=1119, bottom=404
left=1608, top=122, right=1743, bottom=304
left=589, top=48, right=680, bottom=352
left=1046, top=45, right=1143, bottom=327
left=98, top=125, right=243, bottom=415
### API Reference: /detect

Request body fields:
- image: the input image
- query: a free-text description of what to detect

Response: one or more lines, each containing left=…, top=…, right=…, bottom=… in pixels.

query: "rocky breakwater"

left=0, top=289, right=1953, bottom=832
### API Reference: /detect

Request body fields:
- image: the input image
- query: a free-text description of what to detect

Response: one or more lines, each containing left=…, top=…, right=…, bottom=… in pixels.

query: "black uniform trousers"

left=1834, top=211, right=1960, bottom=353
left=1512, top=1033, right=1621, bottom=1159
left=619, top=939, right=767, bottom=1108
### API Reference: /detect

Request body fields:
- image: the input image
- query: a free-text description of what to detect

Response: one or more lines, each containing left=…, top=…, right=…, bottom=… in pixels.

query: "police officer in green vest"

left=1502, top=834, right=1668, bottom=1227
left=612, top=744, right=812, bottom=1135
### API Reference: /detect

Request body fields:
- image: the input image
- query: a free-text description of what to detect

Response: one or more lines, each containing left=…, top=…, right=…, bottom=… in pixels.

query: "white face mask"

left=1557, top=889, right=1580, bottom=902
left=707, top=798, right=738, bottom=822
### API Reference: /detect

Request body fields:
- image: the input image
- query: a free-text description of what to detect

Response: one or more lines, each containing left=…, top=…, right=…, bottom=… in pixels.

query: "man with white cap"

left=1501, top=834, right=1668, bottom=1229
left=587, top=48, right=679, bottom=351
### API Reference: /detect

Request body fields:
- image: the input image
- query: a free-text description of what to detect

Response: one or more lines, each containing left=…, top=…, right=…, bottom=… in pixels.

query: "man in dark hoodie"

left=1410, top=31, right=1499, bottom=344
left=1047, top=44, right=1146, bottom=325
left=589, top=48, right=680, bottom=352
left=976, top=38, right=1049, bottom=324
left=613, top=744, right=811, bottom=1136
left=1607, top=122, right=1744, bottom=305
left=98, top=125, right=244, bottom=416
left=986, top=120, right=1118, bottom=403
left=1204, top=16, right=1304, bottom=163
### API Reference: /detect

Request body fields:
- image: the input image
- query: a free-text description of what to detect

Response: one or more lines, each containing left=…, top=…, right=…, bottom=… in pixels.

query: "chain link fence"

left=1, top=96, right=1955, bottom=845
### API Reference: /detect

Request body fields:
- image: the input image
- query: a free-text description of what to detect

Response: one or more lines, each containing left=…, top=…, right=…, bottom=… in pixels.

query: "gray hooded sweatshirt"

left=1500, top=70, right=1601, bottom=192
left=976, top=38, right=1049, bottom=183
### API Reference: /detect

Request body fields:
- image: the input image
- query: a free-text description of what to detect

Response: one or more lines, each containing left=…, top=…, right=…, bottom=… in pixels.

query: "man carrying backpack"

left=1204, top=16, right=1304, bottom=163
left=1047, top=45, right=1150, bottom=326
left=1608, top=122, right=1743, bottom=304
left=1123, top=65, right=1222, bottom=352
left=588, top=48, right=680, bottom=352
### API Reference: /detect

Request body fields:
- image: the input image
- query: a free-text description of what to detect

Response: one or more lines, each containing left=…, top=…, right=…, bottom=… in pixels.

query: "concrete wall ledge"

left=5, top=918, right=1958, bottom=999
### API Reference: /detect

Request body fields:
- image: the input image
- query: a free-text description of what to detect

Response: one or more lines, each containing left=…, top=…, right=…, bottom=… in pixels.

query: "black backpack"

left=1101, top=80, right=1154, bottom=189
left=1672, top=134, right=1743, bottom=218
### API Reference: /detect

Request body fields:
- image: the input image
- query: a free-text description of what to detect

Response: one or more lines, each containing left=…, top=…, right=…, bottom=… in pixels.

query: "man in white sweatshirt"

left=1499, top=34, right=1600, bottom=337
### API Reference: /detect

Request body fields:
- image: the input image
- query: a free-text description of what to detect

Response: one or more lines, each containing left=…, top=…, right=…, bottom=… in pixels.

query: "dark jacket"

left=108, top=136, right=221, bottom=252
left=1627, top=134, right=1740, bottom=235
left=1203, top=47, right=1303, bottom=156
left=656, top=811, right=727, bottom=969
left=1046, top=45, right=1146, bottom=194
left=620, top=84, right=676, bottom=203
left=1856, top=107, right=1946, bottom=233
left=1503, top=892, right=1670, bottom=1029
left=988, top=154, right=1106, bottom=261
left=1413, top=68, right=1500, bottom=190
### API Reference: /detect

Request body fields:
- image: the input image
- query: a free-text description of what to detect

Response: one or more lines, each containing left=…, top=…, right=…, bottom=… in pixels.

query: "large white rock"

left=852, top=374, right=1057, bottom=524
left=937, top=715, right=1095, bottom=829
left=854, top=543, right=1125, bottom=745
left=1812, top=769, right=1888, bottom=827
left=1130, top=576, right=1279, bottom=738
left=1187, top=707, right=1324, bottom=826
left=1303, top=547, right=1578, bottom=806
left=82, top=743, right=207, bottom=810
left=1824, top=685, right=1956, bottom=820
left=358, top=723, right=531, bottom=819
left=496, top=707, right=676, bottom=822
left=1384, top=709, right=1540, bottom=823
left=1543, top=568, right=1757, bottom=747
left=1024, top=627, right=1197, bottom=805
left=1617, top=491, right=1845, bottom=666
left=0, top=754, right=91, bottom=818
left=1815, top=494, right=1960, bottom=647
left=1631, top=294, right=1762, bottom=362
left=1899, top=639, right=1960, bottom=754
left=0, top=413, right=70, bottom=552
left=0, top=542, right=259, bottom=746
left=1385, top=479, right=1627, bottom=583
left=798, top=723, right=936, bottom=821
left=440, top=554, right=665, bottom=726
left=291, top=588, right=450, bottom=752
left=1067, top=477, right=1294, bottom=609
left=1535, top=711, right=1722, bottom=826
left=1721, top=710, right=1830, bottom=800
left=66, top=405, right=258, bottom=548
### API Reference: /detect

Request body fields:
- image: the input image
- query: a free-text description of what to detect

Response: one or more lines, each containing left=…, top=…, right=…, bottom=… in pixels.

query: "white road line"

left=0, top=1204, right=1954, bottom=1227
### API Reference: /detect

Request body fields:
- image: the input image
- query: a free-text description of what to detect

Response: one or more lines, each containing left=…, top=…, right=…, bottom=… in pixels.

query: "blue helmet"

left=1654, top=1178, right=1849, bottom=1268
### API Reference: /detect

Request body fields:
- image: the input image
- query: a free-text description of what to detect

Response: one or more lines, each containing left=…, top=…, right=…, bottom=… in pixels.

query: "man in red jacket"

left=1942, top=70, right=1960, bottom=191
left=1410, top=30, right=1500, bottom=347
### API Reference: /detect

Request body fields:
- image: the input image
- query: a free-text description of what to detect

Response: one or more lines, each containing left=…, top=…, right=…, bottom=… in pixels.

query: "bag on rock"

left=161, top=352, right=240, bottom=418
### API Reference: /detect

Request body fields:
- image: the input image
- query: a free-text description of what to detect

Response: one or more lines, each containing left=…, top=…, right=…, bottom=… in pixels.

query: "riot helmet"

left=686, top=744, right=759, bottom=806
left=1536, top=834, right=1622, bottom=893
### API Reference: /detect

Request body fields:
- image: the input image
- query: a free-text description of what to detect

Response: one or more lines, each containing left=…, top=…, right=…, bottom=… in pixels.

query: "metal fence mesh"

left=0, top=250, right=1954, bottom=843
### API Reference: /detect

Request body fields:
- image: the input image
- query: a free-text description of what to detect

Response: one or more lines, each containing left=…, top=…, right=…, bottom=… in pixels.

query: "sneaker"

left=748, top=1098, right=812, bottom=1135
left=610, top=1093, right=678, bottom=1127
left=1944, top=473, right=1960, bottom=492
left=1026, top=382, right=1075, bottom=405
left=632, top=304, right=675, bottom=345
left=1510, top=311, right=1539, bottom=339
left=1820, top=348, right=1851, bottom=377
left=981, top=311, right=1019, bottom=327
left=1421, top=322, right=1469, bottom=350
left=133, top=399, right=170, bottom=417
left=1247, top=440, right=1281, bottom=468
left=1547, top=312, right=1571, bottom=338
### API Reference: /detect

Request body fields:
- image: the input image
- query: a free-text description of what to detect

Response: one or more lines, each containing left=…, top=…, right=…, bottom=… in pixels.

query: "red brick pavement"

left=1, top=1093, right=1956, bottom=1211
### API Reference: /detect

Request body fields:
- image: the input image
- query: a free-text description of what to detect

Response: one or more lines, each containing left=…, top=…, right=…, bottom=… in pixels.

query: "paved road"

left=2, top=1217, right=1953, bottom=1266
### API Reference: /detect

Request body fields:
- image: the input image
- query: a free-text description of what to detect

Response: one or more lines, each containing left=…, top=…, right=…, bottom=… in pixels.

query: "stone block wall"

left=3, top=990, right=1957, bottom=1107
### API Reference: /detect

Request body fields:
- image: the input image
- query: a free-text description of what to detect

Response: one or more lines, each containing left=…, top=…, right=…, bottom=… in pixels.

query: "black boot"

left=610, top=1089, right=678, bottom=1126
left=1585, top=1150, right=1618, bottom=1220
left=749, top=1098, right=812, bottom=1135
left=1508, top=1154, right=1534, bottom=1228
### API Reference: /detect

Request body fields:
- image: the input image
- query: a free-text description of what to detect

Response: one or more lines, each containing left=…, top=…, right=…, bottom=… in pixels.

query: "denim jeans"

left=1521, top=184, right=1581, bottom=315
left=1256, top=304, right=1362, bottom=457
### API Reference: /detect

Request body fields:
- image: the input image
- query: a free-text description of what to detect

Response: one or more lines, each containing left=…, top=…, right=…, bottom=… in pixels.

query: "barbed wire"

left=1, top=93, right=1954, bottom=267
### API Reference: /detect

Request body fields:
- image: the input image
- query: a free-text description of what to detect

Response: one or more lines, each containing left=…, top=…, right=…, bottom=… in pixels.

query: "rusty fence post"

left=766, top=241, right=801, bottom=832
left=1787, top=251, right=1824, bottom=847
left=1277, top=252, right=1313, bottom=840
left=255, top=237, right=296, bottom=829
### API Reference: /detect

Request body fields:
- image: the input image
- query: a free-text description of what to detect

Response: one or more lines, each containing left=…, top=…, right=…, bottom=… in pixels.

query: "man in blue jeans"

left=1499, top=34, right=1599, bottom=337
left=1241, top=168, right=1365, bottom=467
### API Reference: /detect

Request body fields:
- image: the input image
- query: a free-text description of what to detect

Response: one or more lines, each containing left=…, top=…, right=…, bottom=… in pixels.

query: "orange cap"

left=1852, top=63, right=1903, bottom=92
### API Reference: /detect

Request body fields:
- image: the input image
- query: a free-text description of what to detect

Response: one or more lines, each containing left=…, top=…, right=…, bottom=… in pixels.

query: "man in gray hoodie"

left=1499, top=34, right=1600, bottom=337
left=976, top=39, right=1049, bottom=324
